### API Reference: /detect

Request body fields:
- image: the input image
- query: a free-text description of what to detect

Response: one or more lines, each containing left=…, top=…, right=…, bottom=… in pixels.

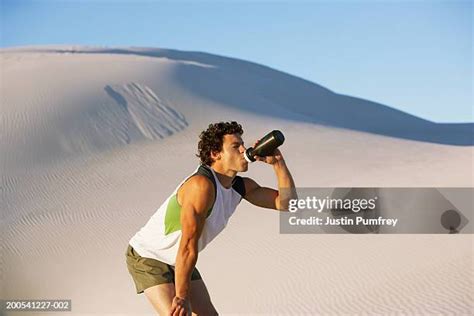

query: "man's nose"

left=239, top=145, right=246, bottom=153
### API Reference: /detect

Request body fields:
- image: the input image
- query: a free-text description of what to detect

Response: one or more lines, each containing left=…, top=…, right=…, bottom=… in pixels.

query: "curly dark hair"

left=197, top=121, right=244, bottom=166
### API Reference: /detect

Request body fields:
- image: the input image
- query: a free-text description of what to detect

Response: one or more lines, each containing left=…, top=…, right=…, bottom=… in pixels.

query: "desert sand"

left=1, top=46, right=473, bottom=315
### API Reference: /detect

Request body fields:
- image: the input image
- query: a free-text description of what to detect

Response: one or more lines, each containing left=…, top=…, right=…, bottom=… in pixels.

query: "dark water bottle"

left=244, top=130, right=285, bottom=162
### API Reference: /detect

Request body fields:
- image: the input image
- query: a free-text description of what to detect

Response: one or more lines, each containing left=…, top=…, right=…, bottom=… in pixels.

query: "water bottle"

left=244, top=130, right=285, bottom=162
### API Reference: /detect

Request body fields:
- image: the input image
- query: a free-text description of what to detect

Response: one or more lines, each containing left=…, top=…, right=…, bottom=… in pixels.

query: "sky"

left=1, top=0, right=472, bottom=122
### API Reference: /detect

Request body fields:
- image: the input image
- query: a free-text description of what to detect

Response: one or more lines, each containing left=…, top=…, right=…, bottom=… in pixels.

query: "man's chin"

left=239, top=163, right=249, bottom=172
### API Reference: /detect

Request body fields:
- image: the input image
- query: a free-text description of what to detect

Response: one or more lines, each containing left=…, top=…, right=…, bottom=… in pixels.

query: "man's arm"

left=171, top=175, right=215, bottom=315
left=243, top=150, right=296, bottom=211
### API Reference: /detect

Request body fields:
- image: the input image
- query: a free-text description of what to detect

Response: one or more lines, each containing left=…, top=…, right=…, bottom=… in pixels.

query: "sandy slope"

left=1, top=46, right=473, bottom=315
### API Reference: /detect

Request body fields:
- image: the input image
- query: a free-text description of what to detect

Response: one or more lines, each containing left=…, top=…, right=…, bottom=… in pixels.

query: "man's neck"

left=210, top=164, right=236, bottom=189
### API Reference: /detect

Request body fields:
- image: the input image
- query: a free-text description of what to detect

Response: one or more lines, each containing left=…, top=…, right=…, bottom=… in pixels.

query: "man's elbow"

left=275, top=196, right=290, bottom=211
left=276, top=188, right=298, bottom=211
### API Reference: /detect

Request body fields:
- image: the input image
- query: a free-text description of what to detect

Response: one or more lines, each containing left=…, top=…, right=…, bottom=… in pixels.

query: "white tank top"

left=129, top=164, right=245, bottom=265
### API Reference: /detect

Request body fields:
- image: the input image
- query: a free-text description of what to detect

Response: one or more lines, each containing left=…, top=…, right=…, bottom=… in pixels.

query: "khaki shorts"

left=125, top=244, right=202, bottom=294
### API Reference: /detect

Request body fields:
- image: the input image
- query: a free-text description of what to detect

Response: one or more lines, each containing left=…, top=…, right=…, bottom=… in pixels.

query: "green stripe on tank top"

left=164, top=194, right=182, bottom=235
left=164, top=194, right=213, bottom=236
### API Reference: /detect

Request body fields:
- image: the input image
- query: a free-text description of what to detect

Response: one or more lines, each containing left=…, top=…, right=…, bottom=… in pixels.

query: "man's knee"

left=144, top=294, right=170, bottom=315
left=143, top=284, right=174, bottom=315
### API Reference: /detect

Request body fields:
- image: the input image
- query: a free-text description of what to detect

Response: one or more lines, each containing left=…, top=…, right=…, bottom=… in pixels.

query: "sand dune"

left=8, top=46, right=472, bottom=145
left=1, top=46, right=473, bottom=315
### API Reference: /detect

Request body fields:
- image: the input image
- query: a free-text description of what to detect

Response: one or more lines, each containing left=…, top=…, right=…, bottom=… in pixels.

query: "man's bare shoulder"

left=183, top=174, right=214, bottom=191
left=178, top=175, right=215, bottom=212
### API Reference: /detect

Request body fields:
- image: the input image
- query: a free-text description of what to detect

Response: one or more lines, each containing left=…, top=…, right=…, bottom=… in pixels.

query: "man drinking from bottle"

left=125, top=121, right=296, bottom=315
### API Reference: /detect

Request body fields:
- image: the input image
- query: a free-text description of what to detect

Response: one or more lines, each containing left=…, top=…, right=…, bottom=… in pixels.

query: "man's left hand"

left=252, top=141, right=284, bottom=165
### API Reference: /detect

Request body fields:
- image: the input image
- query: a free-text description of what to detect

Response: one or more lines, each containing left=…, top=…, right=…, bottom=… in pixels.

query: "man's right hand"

left=169, top=296, right=192, bottom=316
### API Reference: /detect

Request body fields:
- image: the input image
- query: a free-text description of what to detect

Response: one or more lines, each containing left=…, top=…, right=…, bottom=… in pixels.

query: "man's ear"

left=210, top=150, right=221, bottom=161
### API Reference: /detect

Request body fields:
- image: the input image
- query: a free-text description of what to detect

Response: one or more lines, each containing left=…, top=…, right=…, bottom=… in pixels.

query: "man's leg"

left=143, top=283, right=175, bottom=315
left=143, top=279, right=217, bottom=315
left=189, top=279, right=218, bottom=315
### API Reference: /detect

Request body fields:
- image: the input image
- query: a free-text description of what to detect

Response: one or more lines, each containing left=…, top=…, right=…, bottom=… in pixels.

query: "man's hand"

left=169, top=296, right=192, bottom=316
left=251, top=140, right=284, bottom=165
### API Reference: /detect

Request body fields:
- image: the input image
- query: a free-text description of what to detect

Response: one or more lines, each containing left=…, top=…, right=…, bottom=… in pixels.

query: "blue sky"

left=1, top=0, right=472, bottom=122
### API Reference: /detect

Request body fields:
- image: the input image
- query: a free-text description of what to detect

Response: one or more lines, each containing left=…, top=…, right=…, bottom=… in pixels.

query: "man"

left=126, top=121, right=296, bottom=315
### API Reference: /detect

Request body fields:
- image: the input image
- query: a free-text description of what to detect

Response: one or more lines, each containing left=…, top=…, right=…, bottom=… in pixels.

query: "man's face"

left=215, top=133, right=248, bottom=172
